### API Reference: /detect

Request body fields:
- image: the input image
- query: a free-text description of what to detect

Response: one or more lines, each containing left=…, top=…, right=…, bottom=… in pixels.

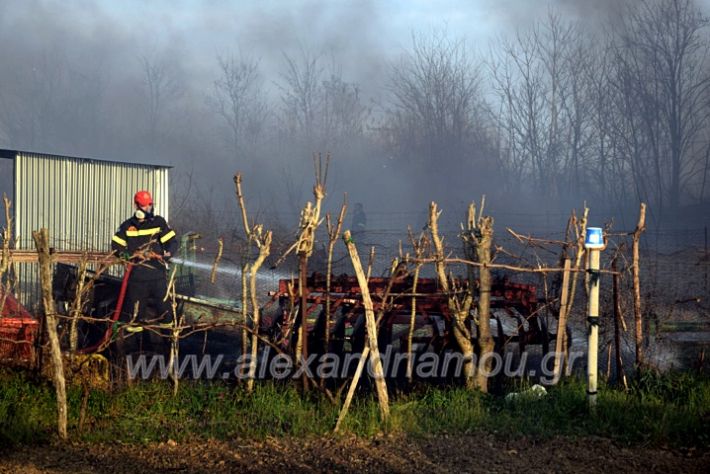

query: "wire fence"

left=165, top=220, right=709, bottom=357
left=3, top=211, right=708, bottom=377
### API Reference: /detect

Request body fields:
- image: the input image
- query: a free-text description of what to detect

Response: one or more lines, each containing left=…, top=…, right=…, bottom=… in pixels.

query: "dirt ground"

left=1, top=435, right=708, bottom=473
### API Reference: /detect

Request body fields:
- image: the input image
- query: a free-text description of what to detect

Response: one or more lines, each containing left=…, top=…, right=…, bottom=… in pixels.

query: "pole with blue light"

left=585, top=227, right=604, bottom=407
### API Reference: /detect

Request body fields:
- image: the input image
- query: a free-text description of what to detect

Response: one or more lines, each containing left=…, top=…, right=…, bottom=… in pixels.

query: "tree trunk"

left=298, top=253, right=309, bottom=391
left=247, top=231, right=272, bottom=392
left=474, top=216, right=494, bottom=393
left=33, top=228, right=67, bottom=440
left=552, top=258, right=571, bottom=383
left=429, top=202, right=476, bottom=388
left=406, top=263, right=422, bottom=382
left=69, top=259, right=88, bottom=352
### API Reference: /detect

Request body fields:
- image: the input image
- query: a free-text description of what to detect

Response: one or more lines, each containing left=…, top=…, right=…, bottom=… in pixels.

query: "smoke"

left=479, top=0, right=635, bottom=28
left=0, top=0, right=707, bottom=241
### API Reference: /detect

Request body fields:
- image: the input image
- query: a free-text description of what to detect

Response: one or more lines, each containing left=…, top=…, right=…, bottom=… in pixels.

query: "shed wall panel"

left=9, top=151, right=169, bottom=308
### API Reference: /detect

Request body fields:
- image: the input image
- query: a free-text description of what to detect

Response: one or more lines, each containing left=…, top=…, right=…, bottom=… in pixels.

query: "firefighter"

left=111, top=190, right=177, bottom=324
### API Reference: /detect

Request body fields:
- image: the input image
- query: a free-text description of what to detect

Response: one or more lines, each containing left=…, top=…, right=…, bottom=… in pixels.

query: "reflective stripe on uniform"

left=112, top=235, right=127, bottom=247
left=160, top=230, right=176, bottom=243
left=126, top=227, right=161, bottom=237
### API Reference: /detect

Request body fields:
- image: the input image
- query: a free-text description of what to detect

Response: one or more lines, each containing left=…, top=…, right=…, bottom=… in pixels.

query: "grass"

left=1, top=369, right=708, bottom=448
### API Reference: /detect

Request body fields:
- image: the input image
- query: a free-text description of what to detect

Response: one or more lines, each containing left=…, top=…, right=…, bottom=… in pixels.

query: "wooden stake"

left=342, top=230, right=389, bottom=419
left=334, top=344, right=371, bottom=433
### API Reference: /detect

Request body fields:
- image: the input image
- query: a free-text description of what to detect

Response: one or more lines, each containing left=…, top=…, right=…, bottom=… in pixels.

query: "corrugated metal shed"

left=0, top=149, right=171, bottom=309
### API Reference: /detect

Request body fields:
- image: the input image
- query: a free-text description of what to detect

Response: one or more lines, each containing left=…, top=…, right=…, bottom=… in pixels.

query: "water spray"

left=171, top=257, right=290, bottom=281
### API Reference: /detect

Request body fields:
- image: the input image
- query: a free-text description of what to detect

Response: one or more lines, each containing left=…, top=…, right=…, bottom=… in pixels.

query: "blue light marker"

left=584, top=227, right=604, bottom=249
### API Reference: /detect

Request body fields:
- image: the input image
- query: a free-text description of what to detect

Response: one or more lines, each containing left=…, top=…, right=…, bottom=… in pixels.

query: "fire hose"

left=77, top=249, right=170, bottom=353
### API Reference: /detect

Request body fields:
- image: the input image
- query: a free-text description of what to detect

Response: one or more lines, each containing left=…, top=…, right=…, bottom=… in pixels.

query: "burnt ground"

left=0, top=435, right=707, bottom=474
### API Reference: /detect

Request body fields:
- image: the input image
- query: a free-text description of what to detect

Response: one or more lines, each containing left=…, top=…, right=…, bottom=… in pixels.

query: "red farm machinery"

left=261, top=272, right=558, bottom=371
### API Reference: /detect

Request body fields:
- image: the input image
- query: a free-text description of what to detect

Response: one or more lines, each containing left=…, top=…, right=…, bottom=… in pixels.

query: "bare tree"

left=211, top=54, right=267, bottom=160
left=386, top=31, right=485, bottom=170
left=490, top=12, right=593, bottom=205
left=612, top=0, right=710, bottom=213
left=321, top=66, right=370, bottom=149
left=583, top=38, right=630, bottom=211
left=278, top=49, right=323, bottom=147
left=140, top=52, right=183, bottom=147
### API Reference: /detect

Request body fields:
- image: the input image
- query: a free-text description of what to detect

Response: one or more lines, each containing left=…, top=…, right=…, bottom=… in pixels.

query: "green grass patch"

left=1, top=369, right=708, bottom=448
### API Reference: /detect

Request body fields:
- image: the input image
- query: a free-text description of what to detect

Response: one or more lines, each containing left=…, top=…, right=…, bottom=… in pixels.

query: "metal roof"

left=0, top=148, right=172, bottom=169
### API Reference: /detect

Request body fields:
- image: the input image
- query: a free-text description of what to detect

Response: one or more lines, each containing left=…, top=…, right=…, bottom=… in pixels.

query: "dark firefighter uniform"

left=111, top=214, right=178, bottom=322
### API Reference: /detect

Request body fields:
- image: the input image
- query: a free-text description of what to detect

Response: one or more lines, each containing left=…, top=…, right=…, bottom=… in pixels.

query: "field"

left=1, top=370, right=709, bottom=473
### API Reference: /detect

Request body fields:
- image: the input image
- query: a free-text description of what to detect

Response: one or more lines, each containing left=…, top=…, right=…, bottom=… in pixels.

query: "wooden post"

left=335, top=257, right=400, bottom=431
left=552, top=258, right=572, bottom=383
left=33, top=228, right=67, bottom=440
left=587, top=248, right=601, bottom=407
left=632, top=203, right=646, bottom=369
left=334, top=344, right=371, bottom=432
left=342, top=230, right=390, bottom=420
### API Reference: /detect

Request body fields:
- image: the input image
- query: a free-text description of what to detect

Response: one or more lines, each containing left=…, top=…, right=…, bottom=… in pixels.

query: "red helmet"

left=134, top=190, right=153, bottom=207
